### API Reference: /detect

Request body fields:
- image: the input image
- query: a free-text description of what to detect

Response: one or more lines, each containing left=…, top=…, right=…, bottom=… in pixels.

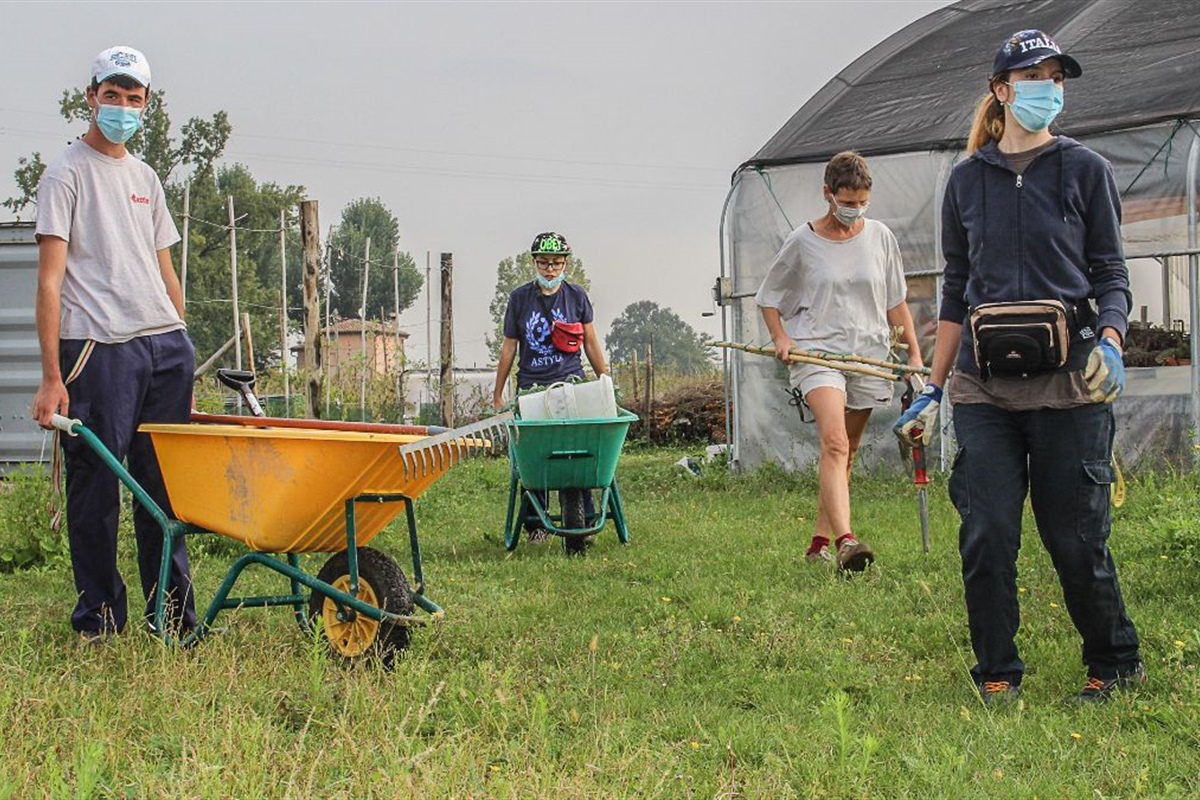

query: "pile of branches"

left=1124, top=324, right=1189, bottom=367
left=625, top=377, right=727, bottom=445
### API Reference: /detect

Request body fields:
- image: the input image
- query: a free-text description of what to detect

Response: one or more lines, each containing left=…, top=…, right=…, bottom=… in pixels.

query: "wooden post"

left=439, top=252, right=454, bottom=427
left=631, top=350, right=640, bottom=414
left=299, top=200, right=322, bottom=419
left=228, top=196, right=241, bottom=370
left=323, top=231, right=334, bottom=417
left=360, top=237, right=371, bottom=420
left=279, top=209, right=290, bottom=416
left=645, top=340, right=654, bottom=440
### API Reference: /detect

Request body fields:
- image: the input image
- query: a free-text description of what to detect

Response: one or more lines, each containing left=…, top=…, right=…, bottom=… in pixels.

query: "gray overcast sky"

left=1, top=0, right=950, bottom=367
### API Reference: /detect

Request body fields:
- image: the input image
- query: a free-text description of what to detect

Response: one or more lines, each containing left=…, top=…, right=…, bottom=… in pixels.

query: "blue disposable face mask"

left=1007, top=79, right=1063, bottom=133
left=95, top=103, right=143, bottom=144
left=537, top=273, right=565, bottom=291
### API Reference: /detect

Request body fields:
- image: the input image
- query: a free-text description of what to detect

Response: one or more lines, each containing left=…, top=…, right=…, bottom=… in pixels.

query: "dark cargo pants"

left=949, top=401, right=1141, bottom=685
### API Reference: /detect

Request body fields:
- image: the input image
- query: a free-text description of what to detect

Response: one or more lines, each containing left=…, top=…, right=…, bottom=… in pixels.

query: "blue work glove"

left=1083, top=336, right=1125, bottom=404
left=893, top=383, right=942, bottom=447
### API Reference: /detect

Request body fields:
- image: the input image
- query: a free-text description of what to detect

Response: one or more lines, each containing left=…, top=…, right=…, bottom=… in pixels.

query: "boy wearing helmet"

left=492, top=232, right=607, bottom=405
left=493, top=232, right=608, bottom=549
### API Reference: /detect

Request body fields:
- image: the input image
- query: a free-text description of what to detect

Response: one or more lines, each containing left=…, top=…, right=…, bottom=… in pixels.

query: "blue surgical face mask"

left=537, top=273, right=564, bottom=291
left=95, top=103, right=143, bottom=144
left=1007, top=79, right=1063, bottom=133
left=833, top=201, right=868, bottom=227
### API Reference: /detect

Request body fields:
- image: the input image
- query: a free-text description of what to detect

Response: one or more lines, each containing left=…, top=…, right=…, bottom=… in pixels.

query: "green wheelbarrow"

left=503, top=409, right=637, bottom=554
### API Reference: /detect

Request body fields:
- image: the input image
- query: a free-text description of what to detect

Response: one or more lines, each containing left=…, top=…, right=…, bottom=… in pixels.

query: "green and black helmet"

left=530, top=231, right=571, bottom=256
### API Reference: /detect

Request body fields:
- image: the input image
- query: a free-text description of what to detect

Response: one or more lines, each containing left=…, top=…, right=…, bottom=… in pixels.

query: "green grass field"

left=1, top=448, right=1198, bottom=798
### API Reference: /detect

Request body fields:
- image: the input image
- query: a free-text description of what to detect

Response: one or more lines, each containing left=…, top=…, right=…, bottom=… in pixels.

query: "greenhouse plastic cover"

left=724, top=0, right=1200, bottom=476
left=741, top=0, right=1200, bottom=169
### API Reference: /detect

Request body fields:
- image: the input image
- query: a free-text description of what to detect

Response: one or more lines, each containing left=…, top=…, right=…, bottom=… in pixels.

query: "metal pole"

left=717, top=175, right=739, bottom=469
left=1186, top=134, right=1200, bottom=464
left=180, top=181, right=190, bottom=305
left=393, top=251, right=402, bottom=421
left=280, top=209, right=290, bottom=416
left=228, top=196, right=241, bottom=371
left=425, top=251, right=432, bottom=373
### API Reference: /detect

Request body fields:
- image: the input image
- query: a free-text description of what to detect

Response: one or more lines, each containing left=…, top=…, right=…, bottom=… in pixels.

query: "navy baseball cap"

left=991, top=29, right=1082, bottom=79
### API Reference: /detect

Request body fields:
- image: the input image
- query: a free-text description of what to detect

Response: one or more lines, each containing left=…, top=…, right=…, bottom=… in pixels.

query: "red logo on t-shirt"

left=131, top=193, right=150, bottom=205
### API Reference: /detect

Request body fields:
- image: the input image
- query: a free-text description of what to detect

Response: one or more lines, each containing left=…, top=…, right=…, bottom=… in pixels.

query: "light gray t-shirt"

left=36, top=140, right=183, bottom=344
left=755, top=218, right=908, bottom=361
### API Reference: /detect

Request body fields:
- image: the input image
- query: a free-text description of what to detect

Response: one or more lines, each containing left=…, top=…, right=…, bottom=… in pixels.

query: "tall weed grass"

left=0, top=450, right=1197, bottom=797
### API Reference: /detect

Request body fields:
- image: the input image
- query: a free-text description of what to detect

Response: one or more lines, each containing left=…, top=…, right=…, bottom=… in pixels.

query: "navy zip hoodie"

left=939, top=135, right=1132, bottom=376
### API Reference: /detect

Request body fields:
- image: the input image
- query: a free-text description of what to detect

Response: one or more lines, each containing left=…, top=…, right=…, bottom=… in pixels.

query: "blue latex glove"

left=1083, top=336, right=1125, bottom=403
left=893, top=383, right=942, bottom=446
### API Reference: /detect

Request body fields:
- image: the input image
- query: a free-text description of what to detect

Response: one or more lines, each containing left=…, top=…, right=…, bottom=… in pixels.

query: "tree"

left=177, top=164, right=306, bottom=369
left=4, top=86, right=230, bottom=215
left=4, top=82, right=340, bottom=376
left=606, top=301, right=713, bottom=374
left=486, top=252, right=591, bottom=362
left=326, top=198, right=421, bottom=324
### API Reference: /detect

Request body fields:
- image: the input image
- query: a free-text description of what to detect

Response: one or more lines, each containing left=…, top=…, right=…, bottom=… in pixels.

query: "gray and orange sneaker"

left=1072, top=663, right=1146, bottom=703
left=978, top=680, right=1021, bottom=705
left=836, top=538, right=874, bottom=572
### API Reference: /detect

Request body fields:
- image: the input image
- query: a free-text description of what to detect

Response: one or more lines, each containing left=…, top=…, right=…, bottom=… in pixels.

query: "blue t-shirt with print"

left=503, top=281, right=594, bottom=389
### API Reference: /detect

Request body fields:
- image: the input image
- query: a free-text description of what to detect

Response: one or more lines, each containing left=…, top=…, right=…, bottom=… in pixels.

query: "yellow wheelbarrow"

left=50, top=411, right=507, bottom=665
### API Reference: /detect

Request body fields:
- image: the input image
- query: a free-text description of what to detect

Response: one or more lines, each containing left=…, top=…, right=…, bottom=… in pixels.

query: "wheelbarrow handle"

left=50, top=413, right=82, bottom=436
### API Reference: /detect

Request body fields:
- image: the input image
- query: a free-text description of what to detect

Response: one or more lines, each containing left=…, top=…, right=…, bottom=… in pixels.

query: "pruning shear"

left=900, top=375, right=932, bottom=554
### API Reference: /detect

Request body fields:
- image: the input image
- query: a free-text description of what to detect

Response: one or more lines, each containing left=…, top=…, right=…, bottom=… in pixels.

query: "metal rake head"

left=396, top=412, right=514, bottom=478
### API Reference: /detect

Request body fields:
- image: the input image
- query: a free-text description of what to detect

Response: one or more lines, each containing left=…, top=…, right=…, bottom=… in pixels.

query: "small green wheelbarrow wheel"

left=308, top=547, right=414, bottom=667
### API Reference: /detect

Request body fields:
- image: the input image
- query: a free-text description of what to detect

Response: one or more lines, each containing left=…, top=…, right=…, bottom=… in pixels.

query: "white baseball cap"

left=92, top=46, right=151, bottom=87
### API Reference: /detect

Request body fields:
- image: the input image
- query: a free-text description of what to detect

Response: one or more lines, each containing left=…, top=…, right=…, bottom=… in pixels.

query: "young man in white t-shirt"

left=32, top=46, right=196, bottom=644
left=756, top=151, right=923, bottom=571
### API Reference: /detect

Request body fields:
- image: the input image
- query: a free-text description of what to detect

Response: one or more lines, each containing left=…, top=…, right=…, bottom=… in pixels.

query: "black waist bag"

left=970, top=300, right=1070, bottom=380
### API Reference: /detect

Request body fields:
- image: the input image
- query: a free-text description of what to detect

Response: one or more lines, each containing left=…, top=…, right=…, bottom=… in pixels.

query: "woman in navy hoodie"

left=894, top=29, right=1143, bottom=704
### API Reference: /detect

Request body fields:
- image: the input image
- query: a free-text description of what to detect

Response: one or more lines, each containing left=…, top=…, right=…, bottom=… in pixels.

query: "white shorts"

left=789, top=363, right=894, bottom=411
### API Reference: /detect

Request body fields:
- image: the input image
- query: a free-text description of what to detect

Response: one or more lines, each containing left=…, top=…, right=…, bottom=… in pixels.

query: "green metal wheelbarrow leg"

left=48, top=416, right=197, bottom=647
left=608, top=478, right=631, bottom=544
left=400, top=497, right=443, bottom=616
left=287, top=553, right=308, bottom=630
left=503, top=458, right=524, bottom=551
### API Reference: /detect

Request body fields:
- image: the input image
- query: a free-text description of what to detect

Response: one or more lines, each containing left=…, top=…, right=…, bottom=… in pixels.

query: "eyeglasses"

left=534, top=258, right=568, bottom=272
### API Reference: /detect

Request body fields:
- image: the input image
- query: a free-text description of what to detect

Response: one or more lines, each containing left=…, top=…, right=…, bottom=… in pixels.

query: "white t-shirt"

left=36, top=140, right=183, bottom=343
left=755, top=218, right=907, bottom=361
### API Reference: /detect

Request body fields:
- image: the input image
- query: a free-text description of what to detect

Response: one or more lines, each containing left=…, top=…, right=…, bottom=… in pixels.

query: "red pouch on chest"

left=550, top=320, right=584, bottom=353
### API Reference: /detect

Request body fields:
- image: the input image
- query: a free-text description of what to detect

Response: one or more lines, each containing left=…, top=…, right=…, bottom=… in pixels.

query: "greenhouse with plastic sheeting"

left=717, top=0, right=1200, bottom=475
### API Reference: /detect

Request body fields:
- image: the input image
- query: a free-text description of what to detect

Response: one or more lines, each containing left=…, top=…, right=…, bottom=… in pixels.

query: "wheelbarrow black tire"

left=309, top=547, right=414, bottom=668
left=561, top=489, right=589, bottom=556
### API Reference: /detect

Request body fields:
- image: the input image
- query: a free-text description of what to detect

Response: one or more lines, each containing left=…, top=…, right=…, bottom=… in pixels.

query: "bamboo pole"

left=714, top=341, right=907, bottom=381
left=712, top=341, right=930, bottom=380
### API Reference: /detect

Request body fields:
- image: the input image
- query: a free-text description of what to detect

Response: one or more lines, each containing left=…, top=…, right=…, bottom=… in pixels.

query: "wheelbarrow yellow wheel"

left=308, top=547, right=414, bottom=667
